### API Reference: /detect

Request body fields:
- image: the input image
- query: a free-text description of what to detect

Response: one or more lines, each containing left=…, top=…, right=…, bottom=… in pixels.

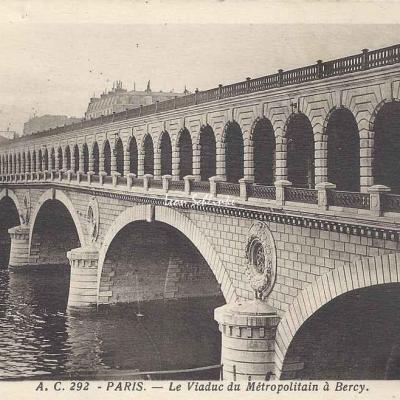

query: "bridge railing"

left=4, top=44, right=400, bottom=145
left=327, top=190, right=370, bottom=210
left=4, top=171, right=400, bottom=216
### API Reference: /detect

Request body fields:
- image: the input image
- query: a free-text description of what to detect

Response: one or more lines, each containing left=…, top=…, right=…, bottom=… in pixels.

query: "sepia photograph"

left=0, top=0, right=400, bottom=398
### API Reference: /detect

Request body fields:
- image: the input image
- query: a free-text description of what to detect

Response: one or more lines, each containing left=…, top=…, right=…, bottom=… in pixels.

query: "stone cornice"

left=3, top=182, right=400, bottom=241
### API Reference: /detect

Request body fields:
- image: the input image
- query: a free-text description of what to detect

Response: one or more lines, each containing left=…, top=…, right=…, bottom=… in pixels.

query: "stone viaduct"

left=1, top=44, right=400, bottom=380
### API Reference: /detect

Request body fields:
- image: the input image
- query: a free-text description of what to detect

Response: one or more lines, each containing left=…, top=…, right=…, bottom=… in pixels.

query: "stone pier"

left=215, top=300, right=280, bottom=381
left=8, top=225, right=35, bottom=269
left=67, top=247, right=99, bottom=309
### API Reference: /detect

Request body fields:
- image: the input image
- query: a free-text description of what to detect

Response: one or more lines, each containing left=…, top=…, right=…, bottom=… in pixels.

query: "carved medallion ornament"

left=245, top=221, right=277, bottom=300
left=87, top=197, right=100, bottom=243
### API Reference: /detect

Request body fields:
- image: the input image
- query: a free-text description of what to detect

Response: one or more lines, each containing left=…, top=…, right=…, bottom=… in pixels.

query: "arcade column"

left=67, top=246, right=99, bottom=309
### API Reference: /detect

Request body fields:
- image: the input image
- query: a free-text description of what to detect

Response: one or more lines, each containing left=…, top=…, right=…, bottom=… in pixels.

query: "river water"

left=0, top=266, right=224, bottom=380
left=1, top=265, right=399, bottom=380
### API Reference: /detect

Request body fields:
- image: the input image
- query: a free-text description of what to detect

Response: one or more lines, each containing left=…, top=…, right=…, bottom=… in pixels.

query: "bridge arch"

left=98, top=205, right=238, bottom=304
left=276, top=251, right=400, bottom=378
left=28, top=189, right=85, bottom=250
left=0, top=189, right=22, bottom=267
left=0, top=188, right=23, bottom=223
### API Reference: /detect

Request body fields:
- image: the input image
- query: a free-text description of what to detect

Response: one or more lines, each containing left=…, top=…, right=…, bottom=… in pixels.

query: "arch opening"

left=143, top=135, right=154, bottom=175
left=32, top=151, right=37, bottom=173
left=160, top=131, right=172, bottom=176
left=0, top=197, right=20, bottom=267
left=43, top=148, right=49, bottom=172
left=103, top=140, right=111, bottom=176
left=17, top=153, right=21, bottom=174
left=225, top=122, right=244, bottom=183
left=50, top=148, right=55, bottom=171
left=115, top=138, right=124, bottom=176
left=26, top=152, right=31, bottom=173
left=200, top=125, right=216, bottom=181
left=282, top=284, right=400, bottom=380
left=31, top=200, right=81, bottom=268
left=253, top=118, right=276, bottom=185
left=100, top=220, right=223, bottom=304
left=82, top=143, right=89, bottom=173
left=179, top=129, right=192, bottom=179
left=38, top=150, right=43, bottom=172
left=57, top=147, right=63, bottom=170
left=65, top=146, right=71, bottom=171
left=98, top=219, right=225, bottom=375
left=73, top=145, right=79, bottom=173
left=129, top=137, right=138, bottom=175
left=92, top=142, right=100, bottom=174
left=327, top=108, right=360, bottom=191
left=286, top=113, right=315, bottom=188
left=373, top=101, right=400, bottom=193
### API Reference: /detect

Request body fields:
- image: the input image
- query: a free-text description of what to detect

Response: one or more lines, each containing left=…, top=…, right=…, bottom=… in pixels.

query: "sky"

left=1, top=0, right=400, bottom=134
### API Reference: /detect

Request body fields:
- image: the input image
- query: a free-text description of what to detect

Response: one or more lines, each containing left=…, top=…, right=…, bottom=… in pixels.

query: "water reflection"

left=0, top=267, right=224, bottom=380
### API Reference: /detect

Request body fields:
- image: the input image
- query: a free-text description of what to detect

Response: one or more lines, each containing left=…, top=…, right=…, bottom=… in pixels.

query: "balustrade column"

left=153, top=148, right=161, bottom=180
left=274, top=134, right=287, bottom=181
left=314, top=129, right=328, bottom=185
left=243, top=137, right=254, bottom=181
left=216, top=140, right=226, bottom=181
left=359, top=120, right=373, bottom=192
left=192, top=142, right=201, bottom=180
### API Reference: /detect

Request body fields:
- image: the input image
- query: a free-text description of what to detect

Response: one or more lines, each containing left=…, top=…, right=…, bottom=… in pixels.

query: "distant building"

left=23, top=115, right=82, bottom=136
left=0, top=128, right=16, bottom=141
left=85, top=80, right=188, bottom=120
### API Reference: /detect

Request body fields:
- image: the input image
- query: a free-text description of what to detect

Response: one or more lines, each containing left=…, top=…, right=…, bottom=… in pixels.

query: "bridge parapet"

left=2, top=172, right=400, bottom=227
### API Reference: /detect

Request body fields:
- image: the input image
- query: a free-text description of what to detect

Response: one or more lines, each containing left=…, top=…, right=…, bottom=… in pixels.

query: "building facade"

left=85, top=80, right=187, bottom=120
left=23, top=115, right=82, bottom=136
